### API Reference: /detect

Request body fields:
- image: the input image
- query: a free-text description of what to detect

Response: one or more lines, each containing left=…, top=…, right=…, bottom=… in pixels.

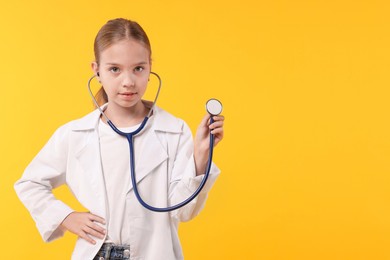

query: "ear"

left=91, top=62, right=99, bottom=77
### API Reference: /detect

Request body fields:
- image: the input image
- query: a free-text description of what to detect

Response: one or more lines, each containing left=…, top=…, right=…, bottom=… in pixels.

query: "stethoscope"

left=87, top=72, right=223, bottom=212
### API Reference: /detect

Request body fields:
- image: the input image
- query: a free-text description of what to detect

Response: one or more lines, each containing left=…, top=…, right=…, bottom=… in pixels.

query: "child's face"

left=93, top=39, right=151, bottom=109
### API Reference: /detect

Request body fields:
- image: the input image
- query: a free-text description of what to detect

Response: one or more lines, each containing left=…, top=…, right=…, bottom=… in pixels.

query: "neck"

left=102, top=101, right=149, bottom=127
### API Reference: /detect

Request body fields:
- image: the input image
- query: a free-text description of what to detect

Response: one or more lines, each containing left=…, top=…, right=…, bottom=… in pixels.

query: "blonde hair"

left=93, top=18, right=152, bottom=106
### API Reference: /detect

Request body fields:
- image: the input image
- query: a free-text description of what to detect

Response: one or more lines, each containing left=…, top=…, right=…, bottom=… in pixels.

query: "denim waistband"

left=94, top=243, right=131, bottom=260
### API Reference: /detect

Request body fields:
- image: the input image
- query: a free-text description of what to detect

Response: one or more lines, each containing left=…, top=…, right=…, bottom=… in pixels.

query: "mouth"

left=120, top=92, right=137, bottom=97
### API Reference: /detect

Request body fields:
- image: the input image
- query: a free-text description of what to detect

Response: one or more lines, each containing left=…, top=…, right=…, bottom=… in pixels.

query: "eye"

left=109, top=67, right=120, bottom=73
left=134, top=66, right=144, bottom=72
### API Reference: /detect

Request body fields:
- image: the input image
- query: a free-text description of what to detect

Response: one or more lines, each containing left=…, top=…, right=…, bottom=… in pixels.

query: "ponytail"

left=94, top=87, right=108, bottom=107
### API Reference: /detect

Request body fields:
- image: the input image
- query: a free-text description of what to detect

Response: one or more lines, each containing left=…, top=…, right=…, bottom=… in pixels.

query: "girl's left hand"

left=194, top=114, right=224, bottom=175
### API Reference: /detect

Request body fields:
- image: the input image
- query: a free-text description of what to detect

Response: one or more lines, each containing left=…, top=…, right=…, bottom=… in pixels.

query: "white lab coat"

left=14, top=104, right=220, bottom=260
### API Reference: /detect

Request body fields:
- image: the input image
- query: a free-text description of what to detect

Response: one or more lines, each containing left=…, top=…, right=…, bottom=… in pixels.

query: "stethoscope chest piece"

left=206, top=98, right=223, bottom=116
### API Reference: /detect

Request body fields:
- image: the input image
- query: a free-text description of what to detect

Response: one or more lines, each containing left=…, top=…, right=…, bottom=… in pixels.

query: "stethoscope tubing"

left=87, top=73, right=215, bottom=212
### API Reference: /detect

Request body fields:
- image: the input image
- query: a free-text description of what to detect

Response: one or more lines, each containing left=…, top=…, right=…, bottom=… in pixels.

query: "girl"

left=14, top=18, right=224, bottom=260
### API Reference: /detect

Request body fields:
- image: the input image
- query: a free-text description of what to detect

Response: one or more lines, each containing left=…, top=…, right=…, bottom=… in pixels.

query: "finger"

left=209, top=115, right=224, bottom=126
left=212, top=115, right=225, bottom=121
left=88, top=213, right=106, bottom=225
left=211, top=128, right=224, bottom=135
left=87, top=222, right=106, bottom=236
left=79, top=230, right=96, bottom=245
left=200, top=114, right=210, bottom=126
left=209, top=120, right=224, bottom=129
left=83, top=226, right=105, bottom=239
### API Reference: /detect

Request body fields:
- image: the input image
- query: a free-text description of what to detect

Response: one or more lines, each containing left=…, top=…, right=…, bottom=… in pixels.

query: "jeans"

left=93, top=243, right=131, bottom=260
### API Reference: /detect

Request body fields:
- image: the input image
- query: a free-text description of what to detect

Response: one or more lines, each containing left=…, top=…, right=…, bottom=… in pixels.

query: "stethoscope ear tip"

left=206, top=98, right=223, bottom=116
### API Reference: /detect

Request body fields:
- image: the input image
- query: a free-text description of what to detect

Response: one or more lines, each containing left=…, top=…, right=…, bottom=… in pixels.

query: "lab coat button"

left=99, top=257, right=104, bottom=260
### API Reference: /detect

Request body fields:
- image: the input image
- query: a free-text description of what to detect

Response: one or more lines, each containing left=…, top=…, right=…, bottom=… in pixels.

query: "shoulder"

left=50, top=108, right=100, bottom=139
left=153, top=106, right=190, bottom=134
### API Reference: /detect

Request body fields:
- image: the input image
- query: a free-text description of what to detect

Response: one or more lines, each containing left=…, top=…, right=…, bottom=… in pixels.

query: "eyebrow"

left=103, top=61, right=149, bottom=66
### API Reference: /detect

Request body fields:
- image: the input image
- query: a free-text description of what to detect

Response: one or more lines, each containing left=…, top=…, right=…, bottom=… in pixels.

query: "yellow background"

left=1, top=0, right=390, bottom=259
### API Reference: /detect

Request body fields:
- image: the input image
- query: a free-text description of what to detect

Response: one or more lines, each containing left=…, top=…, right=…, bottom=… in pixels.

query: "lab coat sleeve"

left=14, top=125, right=74, bottom=242
left=169, top=121, right=220, bottom=222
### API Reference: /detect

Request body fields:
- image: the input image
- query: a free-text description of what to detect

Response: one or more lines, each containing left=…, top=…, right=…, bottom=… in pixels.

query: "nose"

left=122, top=72, right=135, bottom=88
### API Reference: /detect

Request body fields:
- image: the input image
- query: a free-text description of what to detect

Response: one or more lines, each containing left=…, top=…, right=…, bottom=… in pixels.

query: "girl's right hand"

left=60, top=212, right=106, bottom=244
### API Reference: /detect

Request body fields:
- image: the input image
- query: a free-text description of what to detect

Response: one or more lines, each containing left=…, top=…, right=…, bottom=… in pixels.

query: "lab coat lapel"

left=126, top=105, right=183, bottom=193
left=127, top=127, right=168, bottom=193
left=72, top=130, right=107, bottom=215
left=70, top=108, right=107, bottom=214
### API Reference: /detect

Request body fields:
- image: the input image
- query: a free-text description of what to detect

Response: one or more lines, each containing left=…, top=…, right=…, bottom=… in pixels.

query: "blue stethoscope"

left=87, top=72, right=223, bottom=212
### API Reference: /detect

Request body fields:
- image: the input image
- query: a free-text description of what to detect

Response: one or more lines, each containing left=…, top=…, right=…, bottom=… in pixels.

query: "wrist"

left=194, top=149, right=209, bottom=176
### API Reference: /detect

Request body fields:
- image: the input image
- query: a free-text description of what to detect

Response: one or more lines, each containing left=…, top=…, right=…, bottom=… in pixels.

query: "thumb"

left=200, top=114, right=211, bottom=127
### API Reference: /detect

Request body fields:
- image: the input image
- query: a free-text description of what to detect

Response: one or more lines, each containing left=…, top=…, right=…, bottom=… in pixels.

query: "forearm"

left=194, top=147, right=209, bottom=176
left=15, top=180, right=74, bottom=241
left=169, top=161, right=220, bottom=222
